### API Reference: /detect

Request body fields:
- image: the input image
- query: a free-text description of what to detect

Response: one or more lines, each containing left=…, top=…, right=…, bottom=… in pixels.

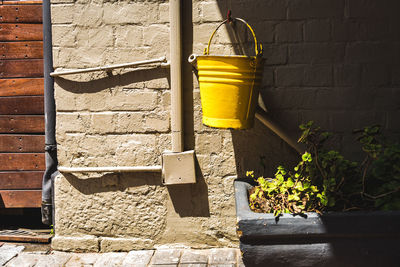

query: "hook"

left=227, top=10, right=233, bottom=23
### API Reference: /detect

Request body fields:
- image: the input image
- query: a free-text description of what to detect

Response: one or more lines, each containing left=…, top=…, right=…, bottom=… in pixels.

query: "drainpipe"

left=41, top=0, right=58, bottom=225
left=170, top=0, right=183, bottom=152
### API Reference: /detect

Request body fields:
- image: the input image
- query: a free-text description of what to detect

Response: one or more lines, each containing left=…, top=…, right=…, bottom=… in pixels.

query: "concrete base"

left=234, top=179, right=400, bottom=267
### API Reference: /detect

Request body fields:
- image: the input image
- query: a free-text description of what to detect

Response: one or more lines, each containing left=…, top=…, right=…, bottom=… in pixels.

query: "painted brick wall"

left=51, top=0, right=400, bottom=251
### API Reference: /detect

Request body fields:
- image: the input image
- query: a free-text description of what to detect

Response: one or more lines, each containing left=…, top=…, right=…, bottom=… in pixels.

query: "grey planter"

left=234, top=179, right=400, bottom=267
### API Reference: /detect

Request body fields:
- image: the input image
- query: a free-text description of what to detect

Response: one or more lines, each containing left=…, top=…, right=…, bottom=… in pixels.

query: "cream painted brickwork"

left=52, top=0, right=400, bottom=252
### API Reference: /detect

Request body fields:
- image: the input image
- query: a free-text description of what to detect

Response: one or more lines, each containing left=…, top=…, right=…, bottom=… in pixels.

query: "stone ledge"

left=51, top=236, right=100, bottom=252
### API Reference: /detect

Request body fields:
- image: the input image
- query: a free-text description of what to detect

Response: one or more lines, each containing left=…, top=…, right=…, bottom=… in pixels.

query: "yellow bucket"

left=190, top=18, right=264, bottom=129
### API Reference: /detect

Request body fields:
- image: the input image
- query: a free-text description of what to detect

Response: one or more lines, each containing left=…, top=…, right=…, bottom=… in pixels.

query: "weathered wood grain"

left=0, top=153, right=45, bottom=170
left=0, top=115, right=45, bottom=133
left=0, top=96, right=44, bottom=115
left=0, top=5, right=42, bottom=23
left=0, top=171, right=43, bottom=189
left=0, top=135, right=44, bottom=152
left=0, top=59, right=43, bottom=78
left=1, top=1, right=43, bottom=5
left=0, top=190, right=42, bottom=208
left=0, top=41, right=43, bottom=59
left=0, top=24, right=43, bottom=41
left=0, top=78, right=44, bottom=96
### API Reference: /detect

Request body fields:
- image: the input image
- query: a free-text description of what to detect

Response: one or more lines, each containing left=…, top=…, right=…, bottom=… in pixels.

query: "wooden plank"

left=0, top=135, right=44, bottom=152
left=0, top=171, right=43, bottom=189
left=0, top=153, right=45, bottom=170
left=0, top=41, right=43, bottom=59
left=0, top=234, right=51, bottom=243
left=0, top=78, right=44, bottom=96
left=0, top=96, right=44, bottom=115
left=0, top=190, right=42, bottom=208
left=0, top=24, right=43, bottom=41
left=0, top=115, right=44, bottom=133
left=1, top=1, right=43, bottom=5
left=0, top=5, right=42, bottom=23
left=0, top=59, right=43, bottom=78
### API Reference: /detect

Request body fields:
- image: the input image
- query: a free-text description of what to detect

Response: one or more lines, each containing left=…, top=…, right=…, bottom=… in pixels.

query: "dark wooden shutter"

left=0, top=0, right=44, bottom=208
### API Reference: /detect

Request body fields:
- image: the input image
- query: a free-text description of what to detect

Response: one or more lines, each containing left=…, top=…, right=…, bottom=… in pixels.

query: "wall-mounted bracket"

left=162, top=150, right=196, bottom=185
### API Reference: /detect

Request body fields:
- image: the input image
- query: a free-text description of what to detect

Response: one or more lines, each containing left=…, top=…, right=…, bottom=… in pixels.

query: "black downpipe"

left=42, top=0, right=58, bottom=225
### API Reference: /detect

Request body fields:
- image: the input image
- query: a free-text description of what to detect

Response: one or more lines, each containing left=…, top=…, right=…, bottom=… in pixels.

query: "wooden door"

left=0, top=0, right=44, bottom=208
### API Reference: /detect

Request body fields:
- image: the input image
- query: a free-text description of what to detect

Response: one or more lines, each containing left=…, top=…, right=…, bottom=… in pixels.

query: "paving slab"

left=180, top=250, right=208, bottom=264
left=150, top=249, right=181, bottom=265
left=5, top=252, right=44, bottom=267
left=180, top=264, right=207, bottom=267
left=35, top=251, right=72, bottom=267
left=93, top=252, right=127, bottom=267
left=0, top=244, right=24, bottom=266
left=208, top=248, right=237, bottom=264
left=122, top=250, right=154, bottom=267
left=64, top=253, right=99, bottom=267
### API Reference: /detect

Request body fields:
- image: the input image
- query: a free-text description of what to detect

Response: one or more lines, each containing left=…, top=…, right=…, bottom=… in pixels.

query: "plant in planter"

left=248, top=121, right=400, bottom=217
left=235, top=122, right=400, bottom=267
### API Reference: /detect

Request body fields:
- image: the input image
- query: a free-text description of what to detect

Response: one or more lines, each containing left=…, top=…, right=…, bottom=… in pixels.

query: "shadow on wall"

left=55, top=67, right=170, bottom=94
left=169, top=0, right=211, bottom=218
left=211, top=0, right=400, bottom=171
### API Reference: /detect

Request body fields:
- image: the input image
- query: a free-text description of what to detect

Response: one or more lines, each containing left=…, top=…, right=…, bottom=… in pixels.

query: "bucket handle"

left=203, top=17, right=263, bottom=57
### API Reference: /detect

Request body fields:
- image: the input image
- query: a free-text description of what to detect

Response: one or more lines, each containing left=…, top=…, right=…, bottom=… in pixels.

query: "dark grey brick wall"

left=214, top=0, right=400, bottom=160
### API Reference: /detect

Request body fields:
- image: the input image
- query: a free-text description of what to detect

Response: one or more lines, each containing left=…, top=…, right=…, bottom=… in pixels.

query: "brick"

left=77, top=27, right=114, bottom=48
left=289, top=43, right=345, bottom=64
left=115, top=26, right=143, bottom=48
left=387, top=110, right=400, bottom=131
left=264, top=44, right=287, bottom=65
left=345, top=43, right=394, bottom=64
left=52, top=25, right=76, bottom=47
left=332, top=20, right=366, bottom=42
left=315, top=88, right=358, bottom=110
left=275, top=22, right=303, bottom=43
left=201, top=1, right=224, bottom=22
left=143, top=24, right=170, bottom=53
left=263, top=88, right=317, bottom=110
left=74, top=4, right=103, bottom=27
left=333, top=64, right=361, bottom=87
left=304, top=65, right=332, bottom=86
left=91, top=113, right=115, bottom=133
left=252, top=22, right=274, bottom=44
left=159, top=3, right=169, bottom=23
left=144, top=113, right=170, bottom=132
left=115, top=112, right=145, bottom=133
left=275, top=66, right=304, bottom=87
left=195, top=133, right=222, bottom=154
left=193, top=23, right=218, bottom=45
left=346, top=0, right=398, bottom=19
left=109, top=90, right=158, bottom=111
left=51, top=236, right=99, bottom=252
left=288, top=0, right=345, bottom=19
left=262, top=67, right=274, bottom=87
left=238, top=0, right=286, bottom=20
left=51, top=4, right=74, bottom=24
left=361, top=64, right=390, bottom=87
left=304, top=20, right=331, bottom=42
left=103, top=3, right=158, bottom=25
left=391, top=66, right=400, bottom=85
left=56, top=113, right=90, bottom=133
